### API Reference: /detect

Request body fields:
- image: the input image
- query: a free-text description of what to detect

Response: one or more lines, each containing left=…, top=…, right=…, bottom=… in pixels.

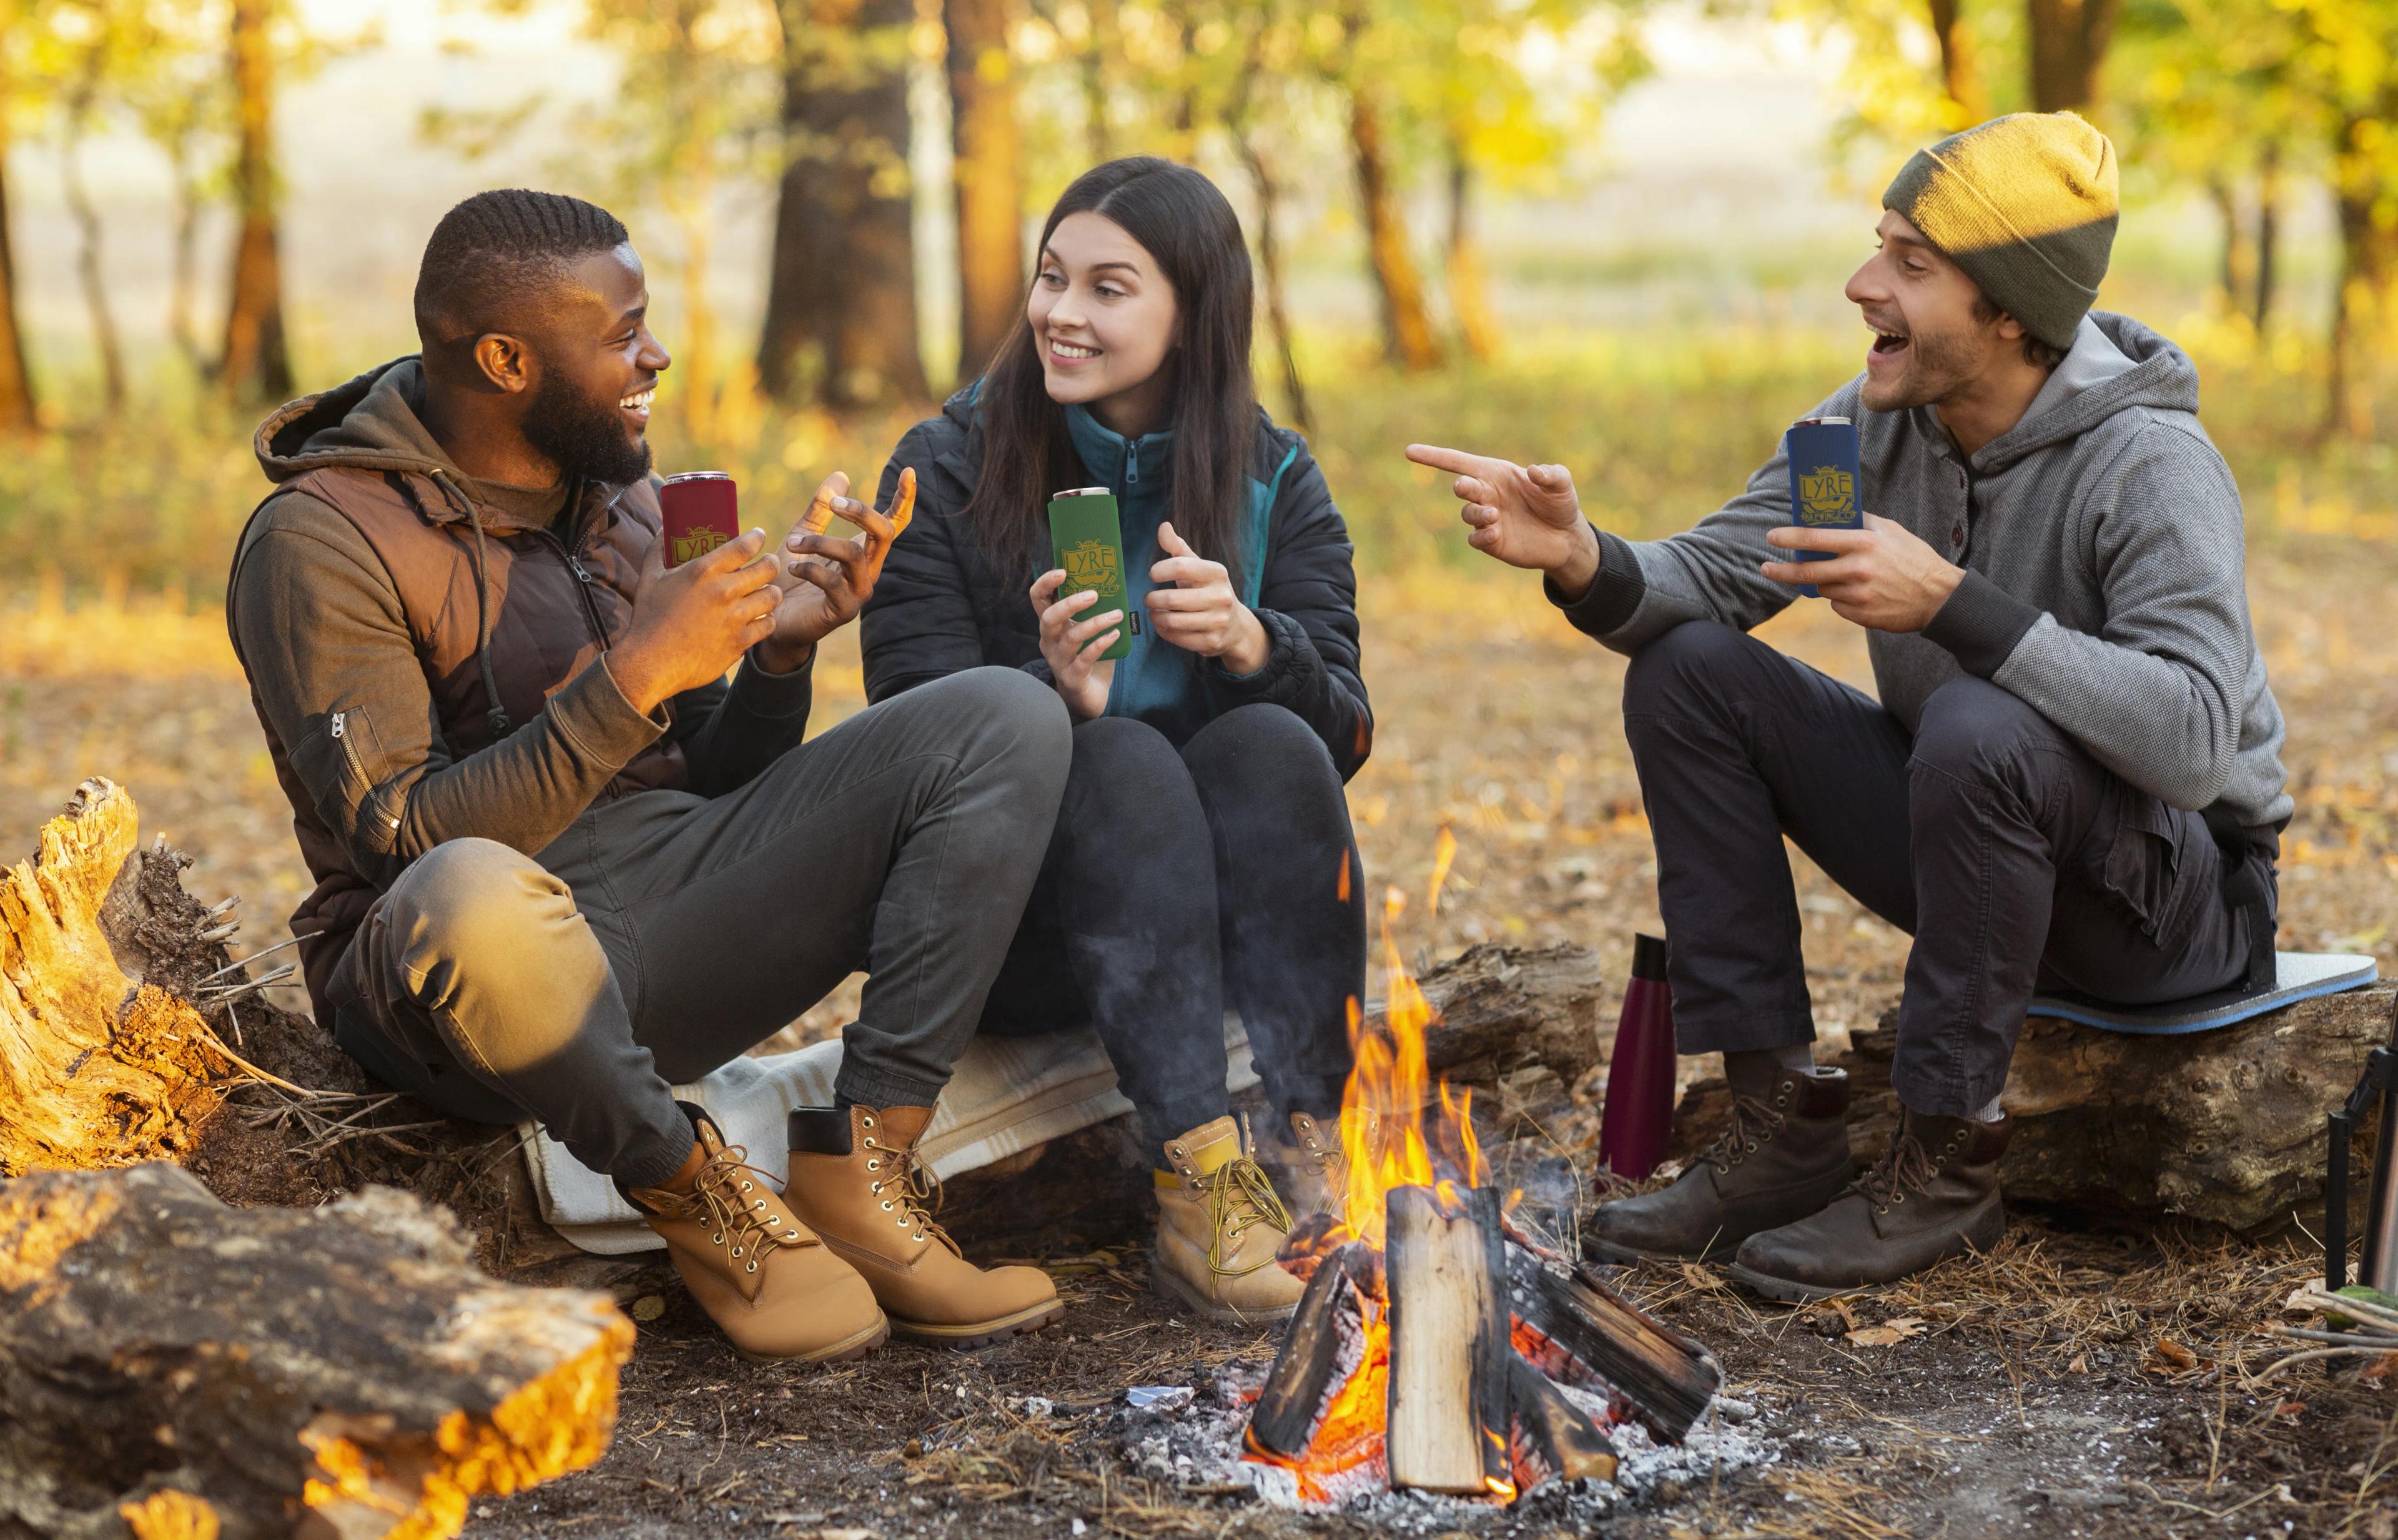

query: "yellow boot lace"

left=863, top=1123, right=952, bottom=1252
left=639, top=1142, right=804, bottom=1276
left=1200, top=1156, right=1295, bottom=1278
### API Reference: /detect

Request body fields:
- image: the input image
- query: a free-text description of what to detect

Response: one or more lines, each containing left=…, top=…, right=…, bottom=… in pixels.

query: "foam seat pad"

left=2029, top=952, right=2381, bottom=1037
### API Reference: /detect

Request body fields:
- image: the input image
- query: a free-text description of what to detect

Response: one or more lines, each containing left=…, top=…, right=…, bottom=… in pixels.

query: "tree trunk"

left=2025, top=0, right=2118, bottom=114
left=0, top=1163, right=633, bottom=1540
left=758, top=0, right=928, bottom=408
left=61, top=91, right=127, bottom=415
left=1925, top=0, right=1990, bottom=124
left=1349, top=84, right=1441, bottom=370
left=0, top=71, right=38, bottom=432
left=167, top=132, right=210, bottom=377
left=220, top=0, right=294, bottom=405
left=2326, top=122, right=2395, bottom=443
left=2253, top=142, right=2281, bottom=334
left=1444, top=132, right=1498, bottom=363
left=947, top=0, right=1025, bottom=381
left=1235, top=127, right=1313, bottom=433
left=1670, top=984, right=2398, bottom=1233
left=2210, top=176, right=2256, bottom=324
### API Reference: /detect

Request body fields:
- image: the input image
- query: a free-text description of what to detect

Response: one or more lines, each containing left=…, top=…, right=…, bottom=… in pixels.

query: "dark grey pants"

left=329, top=666, right=1072, bottom=1188
left=977, top=705, right=1363, bottom=1151
left=1621, top=622, right=2276, bottom=1117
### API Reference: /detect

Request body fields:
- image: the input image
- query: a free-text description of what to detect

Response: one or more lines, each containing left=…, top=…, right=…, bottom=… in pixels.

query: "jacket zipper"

left=329, top=710, right=369, bottom=786
left=1126, top=437, right=1140, bottom=486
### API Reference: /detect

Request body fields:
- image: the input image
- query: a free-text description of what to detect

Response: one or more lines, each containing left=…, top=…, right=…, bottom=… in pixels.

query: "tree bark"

left=1670, top=984, right=2398, bottom=1233
left=0, top=1164, right=633, bottom=1540
left=1235, top=126, right=1312, bottom=433
left=1926, top=0, right=1990, bottom=124
left=220, top=0, right=294, bottom=405
left=2254, top=143, right=2281, bottom=335
left=1444, top=131, right=1498, bottom=364
left=759, top=0, right=928, bottom=408
left=0, top=61, right=39, bottom=432
left=1348, top=82, right=1441, bottom=370
left=2210, top=177, right=2250, bottom=322
left=947, top=0, right=1025, bottom=382
left=2025, top=0, right=2118, bottom=114
left=2326, top=110, right=2396, bottom=442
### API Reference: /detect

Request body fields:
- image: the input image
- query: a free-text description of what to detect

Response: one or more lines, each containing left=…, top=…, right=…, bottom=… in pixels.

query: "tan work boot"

left=1153, top=1115, right=1307, bottom=1323
left=1274, top=1108, right=1383, bottom=1221
left=625, top=1107, right=888, bottom=1364
left=783, top=1105, right=1064, bottom=1346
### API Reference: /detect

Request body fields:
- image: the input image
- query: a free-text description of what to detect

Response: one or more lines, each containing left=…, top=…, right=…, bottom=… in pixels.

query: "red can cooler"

left=661, top=471, right=739, bottom=566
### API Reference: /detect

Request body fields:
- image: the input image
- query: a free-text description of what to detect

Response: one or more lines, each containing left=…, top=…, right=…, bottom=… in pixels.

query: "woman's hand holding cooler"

left=756, top=465, right=916, bottom=674
left=1146, top=520, right=1269, bottom=675
left=1031, top=569, right=1120, bottom=721
left=1403, top=443, right=1602, bottom=599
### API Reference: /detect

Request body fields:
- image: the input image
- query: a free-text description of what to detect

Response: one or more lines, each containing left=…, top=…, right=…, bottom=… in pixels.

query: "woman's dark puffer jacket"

left=861, top=387, right=1373, bottom=781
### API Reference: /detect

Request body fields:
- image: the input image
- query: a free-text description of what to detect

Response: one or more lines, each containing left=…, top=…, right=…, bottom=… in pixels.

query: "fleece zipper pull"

left=1126, top=437, right=1140, bottom=487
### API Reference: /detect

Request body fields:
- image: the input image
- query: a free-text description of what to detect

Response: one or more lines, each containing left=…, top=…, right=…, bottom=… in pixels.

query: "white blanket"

left=523, top=1020, right=1258, bottom=1256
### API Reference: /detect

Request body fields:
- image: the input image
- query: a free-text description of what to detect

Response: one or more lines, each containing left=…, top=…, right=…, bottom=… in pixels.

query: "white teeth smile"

left=1050, top=342, right=1098, bottom=360
left=620, top=389, right=654, bottom=410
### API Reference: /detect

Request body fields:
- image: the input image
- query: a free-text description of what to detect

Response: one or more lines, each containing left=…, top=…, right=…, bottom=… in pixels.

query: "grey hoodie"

left=1553, top=312, right=2291, bottom=829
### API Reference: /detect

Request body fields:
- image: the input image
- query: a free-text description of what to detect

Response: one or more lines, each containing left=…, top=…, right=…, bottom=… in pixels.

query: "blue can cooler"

left=1784, top=416, right=1860, bottom=599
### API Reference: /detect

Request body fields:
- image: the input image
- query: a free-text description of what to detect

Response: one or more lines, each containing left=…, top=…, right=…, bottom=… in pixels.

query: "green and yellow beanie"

left=1882, top=111, right=2119, bottom=352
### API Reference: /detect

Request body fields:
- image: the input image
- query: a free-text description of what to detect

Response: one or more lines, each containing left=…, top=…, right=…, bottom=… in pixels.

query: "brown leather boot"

left=1153, top=1115, right=1308, bottom=1323
left=625, top=1107, right=888, bottom=1363
left=782, top=1105, right=1064, bottom=1346
left=1585, top=1063, right=1852, bottom=1263
left=1727, top=1108, right=2010, bottom=1302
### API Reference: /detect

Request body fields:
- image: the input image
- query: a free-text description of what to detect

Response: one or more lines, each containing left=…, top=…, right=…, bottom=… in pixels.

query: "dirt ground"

left=5, top=533, right=2398, bottom=1538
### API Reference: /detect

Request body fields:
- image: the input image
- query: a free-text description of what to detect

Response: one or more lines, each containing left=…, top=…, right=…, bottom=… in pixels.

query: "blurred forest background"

left=0, top=0, right=2394, bottom=1035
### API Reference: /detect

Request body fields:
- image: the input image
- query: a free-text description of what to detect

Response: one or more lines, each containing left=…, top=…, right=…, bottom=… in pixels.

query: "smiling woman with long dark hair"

left=861, top=157, right=1372, bottom=1324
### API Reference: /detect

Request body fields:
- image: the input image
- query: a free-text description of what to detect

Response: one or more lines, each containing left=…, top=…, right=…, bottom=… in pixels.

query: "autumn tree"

left=0, top=0, right=47, bottom=432
left=220, top=0, right=292, bottom=404
left=758, top=0, right=929, bottom=408
left=949, top=0, right=1027, bottom=378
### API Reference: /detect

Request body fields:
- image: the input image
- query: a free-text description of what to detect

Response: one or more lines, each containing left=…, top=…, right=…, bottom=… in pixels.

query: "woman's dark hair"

left=965, top=157, right=1258, bottom=584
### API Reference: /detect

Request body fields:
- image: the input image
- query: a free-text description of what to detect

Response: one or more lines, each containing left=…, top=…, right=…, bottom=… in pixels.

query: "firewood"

left=1505, top=1241, right=1721, bottom=1443
left=1668, top=988, right=2398, bottom=1233
left=1384, top=1183, right=1511, bottom=1495
left=1506, top=1354, right=1618, bottom=1489
left=1377, top=942, right=1607, bottom=1092
left=1248, top=1243, right=1377, bottom=1459
left=0, top=1163, right=633, bottom=1540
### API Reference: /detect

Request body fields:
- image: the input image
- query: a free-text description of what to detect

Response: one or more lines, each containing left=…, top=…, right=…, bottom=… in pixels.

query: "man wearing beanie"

left=1409, top=111, right=2289, bottom=1296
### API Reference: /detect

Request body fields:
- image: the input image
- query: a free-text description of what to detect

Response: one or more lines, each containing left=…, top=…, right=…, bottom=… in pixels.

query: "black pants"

left=1622, top=622, right=2274, bottom=1118
left=978, top=703, right=1364, bottom=1150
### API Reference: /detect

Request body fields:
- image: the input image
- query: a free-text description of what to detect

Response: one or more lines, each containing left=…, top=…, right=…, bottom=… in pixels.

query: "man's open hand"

left=756, top=466, right=917, bottom=673
left=1403, top=443, right=1601, bottom=596
left=1762, top=513, right=1965, bottom=632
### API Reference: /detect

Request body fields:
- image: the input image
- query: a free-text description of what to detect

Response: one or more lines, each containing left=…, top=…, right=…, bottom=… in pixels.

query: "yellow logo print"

left=1798, top=465, right=1855, bottom=526
left=673, top=527, right=729, bottom=564
left=1063, top=538, right=1120, bottom=591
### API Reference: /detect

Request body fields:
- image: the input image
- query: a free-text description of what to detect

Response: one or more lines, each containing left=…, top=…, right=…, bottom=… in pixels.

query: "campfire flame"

left=1248, top=831, right=1512, bottom=1503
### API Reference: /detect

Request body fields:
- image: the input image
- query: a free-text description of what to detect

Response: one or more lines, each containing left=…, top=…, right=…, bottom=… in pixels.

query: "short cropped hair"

left=413, top=189, right=629, bottom=345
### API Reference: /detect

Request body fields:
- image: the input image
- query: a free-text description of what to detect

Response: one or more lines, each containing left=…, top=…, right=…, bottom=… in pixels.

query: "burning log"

left=0, top=1162, right=633, bottom=1540
left=1505, top=1241, right=1722, bottom=1443
left=1384, top=1183, right=1512, bottom=1496
left=1249, top=1243, right=1378, bottom=1458
left=1395, top=941, right=1607, bottom=1093
left=1506, top=1355, right=1618, bottom=1488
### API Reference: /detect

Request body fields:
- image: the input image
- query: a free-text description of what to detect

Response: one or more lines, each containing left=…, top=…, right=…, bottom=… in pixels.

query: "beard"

left=521, top=368, right=653, bottom=486
left=1859, top=320, right=1994, bottom=414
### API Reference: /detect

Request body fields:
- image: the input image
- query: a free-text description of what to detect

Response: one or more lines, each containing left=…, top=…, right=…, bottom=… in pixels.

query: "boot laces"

left=869, top=1133, right=955, bottom=1253
left=644, top=1142, right=803, bottom=1273
left=1201, top=1157, right=1294, bottom=1278
left=1702, top=1093, right=1787, bottom=1173
left=1853, top=1130, right=1942, bottom=1215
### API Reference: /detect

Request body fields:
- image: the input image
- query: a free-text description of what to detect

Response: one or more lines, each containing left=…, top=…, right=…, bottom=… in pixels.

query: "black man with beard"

left=227, top=189, right=1073, bottom=1360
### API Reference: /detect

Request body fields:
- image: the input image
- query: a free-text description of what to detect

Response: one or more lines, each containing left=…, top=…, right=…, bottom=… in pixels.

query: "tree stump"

left=0, top=1163, right=633, bottom=1540
left=1669, top=985, right=2398, bottom=1232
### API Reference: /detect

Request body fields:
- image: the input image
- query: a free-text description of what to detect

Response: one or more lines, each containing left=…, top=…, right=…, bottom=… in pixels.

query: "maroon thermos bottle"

left=1598, top=933, right=1677, bottom=1180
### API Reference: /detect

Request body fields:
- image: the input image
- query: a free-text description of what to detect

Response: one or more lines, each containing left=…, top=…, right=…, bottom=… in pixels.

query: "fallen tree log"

left=0, top=1163, right=632, bottom=1540
left=1669, top=985, right=2398, bottom=1233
